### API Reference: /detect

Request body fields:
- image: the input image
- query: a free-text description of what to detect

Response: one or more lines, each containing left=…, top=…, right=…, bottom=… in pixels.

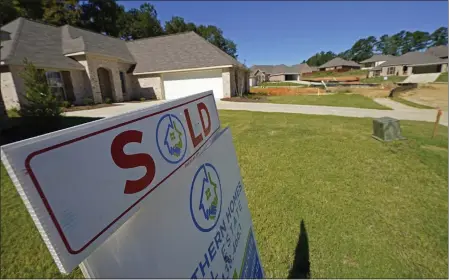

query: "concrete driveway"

left=65, top=99, right=448, bottom=126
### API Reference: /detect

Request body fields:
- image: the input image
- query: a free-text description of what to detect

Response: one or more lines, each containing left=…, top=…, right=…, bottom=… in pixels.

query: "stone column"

left=111, top=67, right=124, bottom=102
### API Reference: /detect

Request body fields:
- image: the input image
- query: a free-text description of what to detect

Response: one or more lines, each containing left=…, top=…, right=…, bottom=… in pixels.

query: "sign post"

left=1, top=91, right=264, bottom=278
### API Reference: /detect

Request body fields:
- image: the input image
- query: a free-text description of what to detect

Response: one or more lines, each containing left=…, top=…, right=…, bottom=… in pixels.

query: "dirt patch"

left=348, top=87, right=392, bottom=98
left=400, top=84, right=448, bottom=110
left=251, top=87, right=324, bottom=96
left=62, top=103, right=119, bottom=112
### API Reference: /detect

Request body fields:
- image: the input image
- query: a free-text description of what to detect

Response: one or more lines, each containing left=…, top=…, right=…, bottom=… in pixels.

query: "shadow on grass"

left=1, top=117, right=102, bottom=145
left=288, top=220, right=311, bottom=279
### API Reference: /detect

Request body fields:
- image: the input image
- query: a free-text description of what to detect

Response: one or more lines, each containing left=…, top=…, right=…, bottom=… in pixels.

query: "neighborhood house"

left=317, top=57, right=361, bottom=71
left=360, top=55, right=393, bottom=69
left=368, top=48, right=448, bottom=77
left=249, top=63, right=312, bottom=86
left=0, top=18, right=249, bottom=110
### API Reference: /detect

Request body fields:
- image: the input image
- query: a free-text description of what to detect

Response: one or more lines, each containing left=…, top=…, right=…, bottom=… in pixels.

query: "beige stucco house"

left=1, top=18, right=249, bottom=110
left=367, top=50, right=448, bottom=78
left=359, top=55, right=393, bottom=70
left=249, top=63, right=312, bottom=86
left=318, top=57, right=361, bottom=71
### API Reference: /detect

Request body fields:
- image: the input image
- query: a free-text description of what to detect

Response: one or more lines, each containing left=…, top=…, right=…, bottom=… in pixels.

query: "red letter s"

left=111, top=130, right=156, bottom=194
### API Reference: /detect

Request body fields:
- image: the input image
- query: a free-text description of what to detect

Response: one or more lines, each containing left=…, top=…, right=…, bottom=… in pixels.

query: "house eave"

left=133, top=64, right=234, bottom=75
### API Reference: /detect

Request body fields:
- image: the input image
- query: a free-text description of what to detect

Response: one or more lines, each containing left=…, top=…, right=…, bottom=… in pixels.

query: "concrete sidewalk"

left=216, top=100, right=448, bottom=126
left=65, top=99, right=447, bottom=127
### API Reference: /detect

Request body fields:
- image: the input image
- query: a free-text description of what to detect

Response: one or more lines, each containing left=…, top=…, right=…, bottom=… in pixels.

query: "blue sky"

left=120, top=1, right=448, bottom=66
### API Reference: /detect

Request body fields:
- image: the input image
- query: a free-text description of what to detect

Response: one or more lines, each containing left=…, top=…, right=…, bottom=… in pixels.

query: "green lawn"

left=264, top=93, right=391, bottom=110
left=360, top=76, right=407, bottom=84
left=1, top=112, right=448, bottom=278
left=303, top=69, right=368, bottom=78
left=259, top=82, right=306, bottom=87
left=391, top=97, right=435, bottom=109
left=436, top=72, right=448, bottom=83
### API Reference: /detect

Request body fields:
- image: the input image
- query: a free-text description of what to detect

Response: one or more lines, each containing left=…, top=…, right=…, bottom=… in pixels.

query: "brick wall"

left=133, top=74, right=164, bottom=100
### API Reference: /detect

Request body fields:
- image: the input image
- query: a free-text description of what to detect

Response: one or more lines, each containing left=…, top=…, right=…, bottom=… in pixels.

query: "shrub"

left=83, top=98, right=94, bottom=106
left=105, top=98, right=112, bottom=104
left=19, top=59, right=62, bottom=117
left=140, top=97, right=146, bottom=102
left=61, top=101, right=71, bottom=108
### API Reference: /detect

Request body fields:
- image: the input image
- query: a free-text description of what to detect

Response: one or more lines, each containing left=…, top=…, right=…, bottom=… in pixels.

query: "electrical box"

left=372, top=117, right=405, bottom=142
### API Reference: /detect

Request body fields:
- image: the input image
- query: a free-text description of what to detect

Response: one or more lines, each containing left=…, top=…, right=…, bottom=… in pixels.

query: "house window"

left=119, top=71, right=126, bottom=93
left=45, top=71, right=66, bottom=99
left=387, top=67, right=395, bottom=75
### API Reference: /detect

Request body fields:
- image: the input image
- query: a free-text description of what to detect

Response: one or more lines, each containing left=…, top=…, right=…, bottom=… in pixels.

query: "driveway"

left=65, top=99, right=448, bottom=127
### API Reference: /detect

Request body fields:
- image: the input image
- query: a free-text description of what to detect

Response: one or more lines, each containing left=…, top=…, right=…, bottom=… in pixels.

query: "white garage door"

left=163, top=69, right=224, bottom=100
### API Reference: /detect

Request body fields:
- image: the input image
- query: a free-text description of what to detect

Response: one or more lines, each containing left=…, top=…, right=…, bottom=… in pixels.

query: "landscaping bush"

left=140, top=97, right=146, bottom=102
left=61, top=101, right=71, bottom=108
left=19, top=59, right=62, bottom=117
left=105, top=98, right=112, bottom=104
left=83, top=98, right=94, bottom=106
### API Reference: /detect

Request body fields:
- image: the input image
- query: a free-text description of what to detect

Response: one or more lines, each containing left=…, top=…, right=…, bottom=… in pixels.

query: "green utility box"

left=372, top=117, right=405, bottom=142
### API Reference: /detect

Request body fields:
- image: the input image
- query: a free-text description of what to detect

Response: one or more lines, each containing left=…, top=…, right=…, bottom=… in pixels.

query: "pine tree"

left=19, top=59, right=62, bottom=117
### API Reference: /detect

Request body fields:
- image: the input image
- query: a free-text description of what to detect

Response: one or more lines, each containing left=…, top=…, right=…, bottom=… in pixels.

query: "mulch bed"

left=62, top=103, right=118, bottom=112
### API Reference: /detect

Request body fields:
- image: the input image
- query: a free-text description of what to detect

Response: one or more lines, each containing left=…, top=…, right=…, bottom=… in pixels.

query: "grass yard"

left=436, top=72, right=448, bottom=83
left=391, top=97, right=435, bottom=109
left=360, top=76, right=407, bottom=84
left=303, top=69, right=368, bottom=79
left=1, top=112, right=448, bottom=278
left=259, top=82, right=307, bottom=87
left=264, top=93, right=391, bottom=109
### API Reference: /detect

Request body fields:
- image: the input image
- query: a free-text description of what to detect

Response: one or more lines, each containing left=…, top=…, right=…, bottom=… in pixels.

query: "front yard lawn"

left=391, top=97, right=435, bottom=109
left=1, top=112, right=447, bottom=278
left=225, top=93, right=391, bottom=110
left=259, top=82, right=307, bottom=87
left=436, top=72, right=448, bottom=83
left=360, top=76, right=407, bottom=84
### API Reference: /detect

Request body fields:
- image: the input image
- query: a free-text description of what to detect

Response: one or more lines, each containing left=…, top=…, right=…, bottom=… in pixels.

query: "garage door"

left=163, top=69, right=223, bottom=100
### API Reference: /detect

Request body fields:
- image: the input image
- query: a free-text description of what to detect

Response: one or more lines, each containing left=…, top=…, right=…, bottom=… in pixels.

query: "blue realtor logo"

left=156, top=114, right=188, bottom=164
left=190, top=163, right=222, bottom=232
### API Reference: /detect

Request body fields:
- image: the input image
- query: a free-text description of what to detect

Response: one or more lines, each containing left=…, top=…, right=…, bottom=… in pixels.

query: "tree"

left=400, top=31, right=414, bottom=54
left=118, top=3, right=164, bottom=40
left=42, top=0, right=81, bottom=26
left=195, top=24, right=237, bottom=58
left=305, top=51, right=336, bottom=66
left=12, top=0, right=44, bottom=21
left=430, top=27, right=448, bottom=47
left=343, top=36, right=377, bottom=62
left=0, top=0, right=19, bottom=26
left=411, top=31, right=430, bottom=51
left=19, top=59, right=62, bottom=117
left=165, top=16, right=196, bottom=34
left=80, top=0, right=125, bottom=37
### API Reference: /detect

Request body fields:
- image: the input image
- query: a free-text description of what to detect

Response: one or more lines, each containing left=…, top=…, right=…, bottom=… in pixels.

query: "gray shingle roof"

left=1, top=18, right=84, bottom=70
left=425, top=45, right=448, bottom=58
left=126, top=32, right=242, bottom=74
left=371, top=51, right=446, bottom=70
left=360, top=54, right=394, bottom=63
left=319, top=57, right=360, bottom=68
left=62, top=25, right=135, bottom=63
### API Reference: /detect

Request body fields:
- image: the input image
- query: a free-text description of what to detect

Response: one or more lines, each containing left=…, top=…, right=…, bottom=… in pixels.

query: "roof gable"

left=378, top=51, right=445, bottom=67
left=126, top=32, right=241, bottom=74
left=425, top=45, right=448, bottom=58
left=360, top=54, right=394, bottom=63
left=1, top=18, right=84, bottom=70
left=319, top=57, right=360, bottom=68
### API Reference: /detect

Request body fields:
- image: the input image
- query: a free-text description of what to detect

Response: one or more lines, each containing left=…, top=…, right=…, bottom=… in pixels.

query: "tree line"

left=304, top=28, right=448, bottom=66
left=0, top=0, right=238, bottom=58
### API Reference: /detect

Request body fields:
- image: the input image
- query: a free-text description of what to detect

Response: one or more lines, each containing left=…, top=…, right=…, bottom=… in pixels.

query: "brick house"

left=1, top=18, right=249, bottom=110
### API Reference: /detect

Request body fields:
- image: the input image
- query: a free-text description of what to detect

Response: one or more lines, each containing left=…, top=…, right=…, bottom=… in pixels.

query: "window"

left=119, top=71, right=126, bottom=93
left=45, top=71, right=66, bottom=99
left=387, top=67, right=395, bottom=75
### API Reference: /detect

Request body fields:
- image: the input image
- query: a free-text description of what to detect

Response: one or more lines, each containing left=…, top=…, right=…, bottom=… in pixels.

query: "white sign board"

left=1, top=92, right=221, bottom=274
left=80, top=128, right=264, bottom=278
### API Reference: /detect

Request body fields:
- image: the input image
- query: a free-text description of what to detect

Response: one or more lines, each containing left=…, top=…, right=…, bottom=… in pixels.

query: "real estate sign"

left=1, top=92, right=221, bottom=273
left=80, top=128, right=264, bottom=278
